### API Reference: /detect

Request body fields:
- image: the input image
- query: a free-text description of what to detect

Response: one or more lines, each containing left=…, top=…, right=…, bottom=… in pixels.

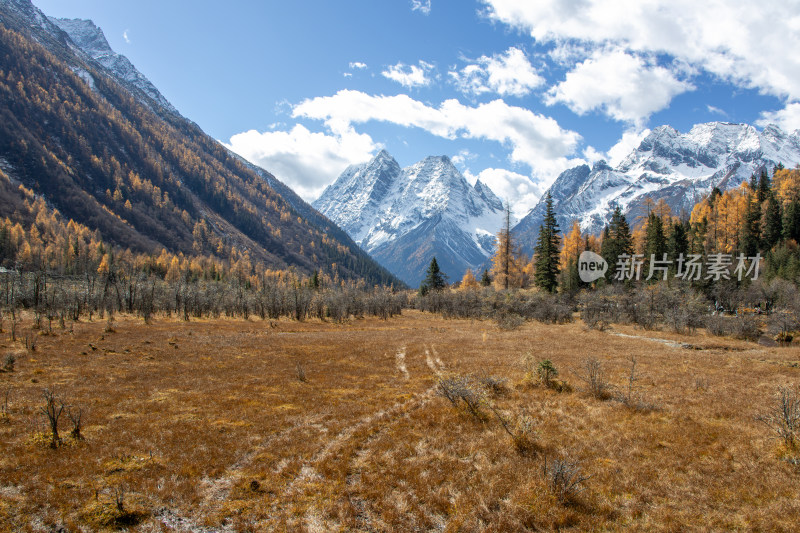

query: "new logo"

left=578, top=251, right=608, bottom=282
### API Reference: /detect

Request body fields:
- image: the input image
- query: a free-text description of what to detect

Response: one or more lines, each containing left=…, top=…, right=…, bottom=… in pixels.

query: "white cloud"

left=293, top=89, right=582, bottom=182
left=706, top=105, right=728, bottom=117
left=545, top=47, right=693, bottom=125
left=224, top=124, right=377, bottom=201
left=450, top=47, right=544, bottom=97
left=411, top=0, right=431, bottom=14
left=757, top=103, right=800, bottom=133
left=466, top=168, right=543, bottom=218
left=606, top=128, right=651, bottom=167
left=349, top=61, right=367, bottom=70
left=122, top=29, right=130, bottom=44
left=381, top=61, right=434, bottom=88
left=451, top=149, right=477, bottom=167
left=481, top=0, right=800, bottom=102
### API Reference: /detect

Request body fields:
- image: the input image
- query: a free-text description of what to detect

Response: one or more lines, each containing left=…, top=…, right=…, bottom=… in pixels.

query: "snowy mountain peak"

left=50, top=18, right=109, bottom=56
left=514, top=121, right=800, bottom=254
left=314, top=151, right=506, bottom=285
left=49, top=16, right=179, bottom=116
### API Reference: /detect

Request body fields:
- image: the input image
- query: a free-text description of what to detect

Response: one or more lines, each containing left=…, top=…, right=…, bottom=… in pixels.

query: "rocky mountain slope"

left=0, top=0, right=399, bottom=285
left=514, top=122, right=800, bottom=255
left=314, top=151, right=505, bottom=285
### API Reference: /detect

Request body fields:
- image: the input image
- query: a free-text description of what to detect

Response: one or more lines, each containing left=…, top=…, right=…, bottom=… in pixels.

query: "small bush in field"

left=576, top=358, right=613, bottom=400
left=2, top=353, right=14, bottom=372
left=496, top=312, right=524, bottom=331
left=756, top=386, right=800, bottom=449
left=542, top=455, right=592, bottom=503
left=478, top=375, right=508, bottom=396
left=537, top=359, right=558, bottom=387
left=490, top=406, right=538, bottom=455
left=732, top=315, right=761, bottom=342
left=295, top=361, right=307, bottom=383
left=437, top=375, right=486, bottom=420
left=705, top=315, right=729, bottom=337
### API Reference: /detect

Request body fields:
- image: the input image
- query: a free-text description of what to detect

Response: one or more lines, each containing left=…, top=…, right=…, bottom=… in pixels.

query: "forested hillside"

left=0, top=1, right=399, bottom=286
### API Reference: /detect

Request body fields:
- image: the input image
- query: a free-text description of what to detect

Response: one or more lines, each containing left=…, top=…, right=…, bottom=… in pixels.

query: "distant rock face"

left=49, top=17, right=180, bottom=117
left=314, top=151, right=506, bottom=286
left=514, top=122, right=800, bottom=254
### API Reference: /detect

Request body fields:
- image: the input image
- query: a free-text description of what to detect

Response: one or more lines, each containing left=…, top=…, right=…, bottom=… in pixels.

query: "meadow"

left=1, top=309, right=799, bottom=531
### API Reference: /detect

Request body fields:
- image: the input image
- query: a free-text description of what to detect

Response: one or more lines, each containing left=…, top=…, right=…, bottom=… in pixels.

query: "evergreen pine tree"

left=783, top=199, right=800, bottom=242
left=757, top=169, right=771, bottom=203
left=533, top=192, right=561, bottom=293
left=740, top=193, right=762, bottom=256
left=480, top=269, right=492, bottom=287
left=763, top=192, right=783, bottom=251
left=420, top=256, right=447, bottom=294
left=601, top=207, right=633, bottom=281
left=667, top=219, right=689, bottom=260
left=644, top=212, right=666, bottom=260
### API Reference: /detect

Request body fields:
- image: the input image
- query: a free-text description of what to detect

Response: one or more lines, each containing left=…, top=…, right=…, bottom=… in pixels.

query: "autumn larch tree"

left=490, top=202, right=523, bottom=289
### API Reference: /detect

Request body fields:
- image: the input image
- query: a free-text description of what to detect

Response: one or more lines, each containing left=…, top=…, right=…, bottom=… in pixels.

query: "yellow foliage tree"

left=460, top=268, right=479, bottom=290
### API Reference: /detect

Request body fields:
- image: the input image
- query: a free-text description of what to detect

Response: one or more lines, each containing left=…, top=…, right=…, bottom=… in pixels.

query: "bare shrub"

left=491, top=406, right=538, bottom=455
left=1, top=387, right=9, bottom=423
left=732, top=315, right=761, bottom=342
left=295, top=361, right=307, bottom=383
left=576, top=358, right=613, bottom=400
left=68, top=406, right=84, bottom=440
left=769, top=311, right=799, bottom=344
left=40, top=388, right=65, bottom=448
left=496, top=312, right=524, bottom=331
left=530, top=295, right=573, bottom=324
left=437, top=375, right=486, bottom=420
left=756, top=386, right=800, bottom=449
left=2, top=353, right=14, bottom=372
left=705, top=315, right=729, bottom=337
left=478, top=375, right=508, bottom=396
left=580, top=291, right=614, bottom=330
left=542, top=455, right=592, bottom=503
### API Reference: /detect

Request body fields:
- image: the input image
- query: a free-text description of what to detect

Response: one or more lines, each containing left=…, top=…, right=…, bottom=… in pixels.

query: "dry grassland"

left=1, top=310, right=799, bottom=531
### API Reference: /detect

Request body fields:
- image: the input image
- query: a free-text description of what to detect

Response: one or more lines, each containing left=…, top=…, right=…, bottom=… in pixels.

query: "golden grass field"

left=1, top=309, right=799, bottom=531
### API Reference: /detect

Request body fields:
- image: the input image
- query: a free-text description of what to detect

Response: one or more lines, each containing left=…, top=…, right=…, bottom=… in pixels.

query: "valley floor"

left=1, top=311, right=799, bottom=531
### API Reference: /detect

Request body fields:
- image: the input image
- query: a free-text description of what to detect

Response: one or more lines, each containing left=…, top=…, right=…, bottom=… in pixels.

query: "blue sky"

left=32, top=0, right=800, bottom=217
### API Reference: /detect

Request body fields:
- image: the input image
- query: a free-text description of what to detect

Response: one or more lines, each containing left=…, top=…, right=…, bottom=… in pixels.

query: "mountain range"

left=0, top=0, right=399, bottom=286
left=314, top=151, right=505, bottom=286
left=513, top=122, right=800, bottom=256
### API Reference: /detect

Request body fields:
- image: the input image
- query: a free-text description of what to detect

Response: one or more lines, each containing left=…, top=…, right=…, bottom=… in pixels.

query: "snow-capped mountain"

left=314, top=151, right=506, bottom=285
left=49, top=17, right=180, bottom=117
left=514, top=122, right=800, bottom=254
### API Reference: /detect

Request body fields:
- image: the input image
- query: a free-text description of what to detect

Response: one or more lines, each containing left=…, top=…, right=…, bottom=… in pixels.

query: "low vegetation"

left=1, top=303, right=799, bottom=531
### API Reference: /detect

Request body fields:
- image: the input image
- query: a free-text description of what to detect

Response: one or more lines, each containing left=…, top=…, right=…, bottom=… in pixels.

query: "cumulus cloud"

left=349, top=61, right=367, bottom=70
left=411, top=0, right=431, bottom=14
left=122, top=29, right=130, bottom=44
left=545, top=47, right=693, bottom=125
left=606, top=128, right=651, bottom=167
left=293, top=89, right=582, bottom=182
left=466, top=167, right=544, bottom=218
left=224, top=124, right=377, bottom=201
left=706, top=105, right=727, bottom=117
left=381, top=61, right=434, bottom=88
left=757, top=103, right=800, bottom=133
left=481, top=0, right=800, bottom=102
left=450, top=47, right=544, bottom=97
